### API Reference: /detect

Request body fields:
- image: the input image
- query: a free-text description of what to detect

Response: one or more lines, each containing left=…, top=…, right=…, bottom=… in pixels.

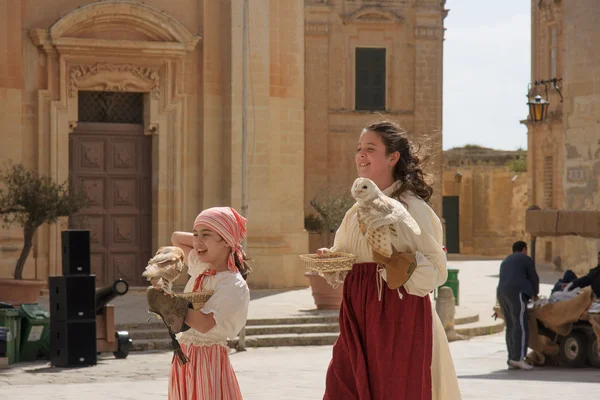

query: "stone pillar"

left=228, top=0, right=308, bottom=289
left=436, top=286, right=464, bottom=342
left=414, top=0, right=446, bottom=216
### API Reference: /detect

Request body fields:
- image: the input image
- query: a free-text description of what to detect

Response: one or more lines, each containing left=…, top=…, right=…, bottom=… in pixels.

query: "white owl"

left=142, top=246, right=185, bottom=295
left=351, top=177, right=421, bottom=258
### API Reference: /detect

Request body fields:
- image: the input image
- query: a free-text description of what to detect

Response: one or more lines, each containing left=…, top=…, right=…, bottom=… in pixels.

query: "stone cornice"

left=341, top=6, right=405, bottom=25
left=30, top=0, right=200, bottom=55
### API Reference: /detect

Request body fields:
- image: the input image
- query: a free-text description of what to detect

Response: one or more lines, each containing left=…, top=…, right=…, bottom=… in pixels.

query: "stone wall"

left=0, top=0, right=309, bottom=289
left=304, top=0, right=446, bottom=217
left=526, top=0, right=600, bottom=275
left=443, top=151, right=528, bottom=257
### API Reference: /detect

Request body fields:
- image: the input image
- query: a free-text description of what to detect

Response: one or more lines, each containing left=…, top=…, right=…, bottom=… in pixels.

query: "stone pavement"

left=3, top=259, right=580, bottom=399
left=38, top=258, right=556, bottom=331
left=2, top=332, right=600, bottom=399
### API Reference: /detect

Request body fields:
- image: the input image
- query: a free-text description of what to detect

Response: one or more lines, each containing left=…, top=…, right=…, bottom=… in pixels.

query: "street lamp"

left=528, top=94, right=549, bottom=123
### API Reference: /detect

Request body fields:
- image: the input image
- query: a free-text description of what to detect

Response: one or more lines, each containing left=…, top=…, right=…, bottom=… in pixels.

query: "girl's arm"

left=402, top=209, right=448, bottom=297
left=185, top=310, right=217, bottom=334
left=171, top=231, right=194, bottom=264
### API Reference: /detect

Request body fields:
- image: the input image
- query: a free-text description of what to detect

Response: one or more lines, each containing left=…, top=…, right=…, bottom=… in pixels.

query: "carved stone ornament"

left=145, top=123, right=158, bottom=136
left=69, top=63, right=160, bottom=99
left=68, top=121, right=78, bottom=133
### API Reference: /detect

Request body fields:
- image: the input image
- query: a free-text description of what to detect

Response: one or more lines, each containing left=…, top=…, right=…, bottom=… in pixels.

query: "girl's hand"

left=316, top=248, right=330, bottom=257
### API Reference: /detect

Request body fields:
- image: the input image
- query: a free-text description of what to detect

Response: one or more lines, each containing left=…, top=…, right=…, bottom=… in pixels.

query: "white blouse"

left=327, top=183, right=448, bottom=296
left=176, top=250, right=250, bottom=347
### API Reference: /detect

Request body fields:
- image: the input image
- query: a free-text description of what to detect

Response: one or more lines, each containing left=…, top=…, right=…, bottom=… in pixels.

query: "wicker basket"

left=299, top=252, right=357, bottom=273
left=178, top=290, right=214, bottom=310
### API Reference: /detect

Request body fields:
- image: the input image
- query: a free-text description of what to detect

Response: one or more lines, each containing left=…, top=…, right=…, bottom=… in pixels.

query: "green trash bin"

left=0, top=308, right=21, bottom=365
left=19, top=304, right=50, bottom=362
left=37, top=324, right=51, bottom=360
left=439, top=267, right=460, bottom=306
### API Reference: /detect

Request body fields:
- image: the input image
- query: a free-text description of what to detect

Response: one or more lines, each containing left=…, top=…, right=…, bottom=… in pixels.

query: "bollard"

left=435, top=286, right=465, bottom=342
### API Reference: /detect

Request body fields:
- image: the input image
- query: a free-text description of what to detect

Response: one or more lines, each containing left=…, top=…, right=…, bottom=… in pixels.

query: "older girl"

left=319, top=120, right=461, bottom=400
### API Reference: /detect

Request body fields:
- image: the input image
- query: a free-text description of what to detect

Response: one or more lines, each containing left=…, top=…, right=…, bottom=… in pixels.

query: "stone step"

left=118, top=315, right=340, bottom=332
left=132, top=338, right=173, bottom=352
left=131, top=333, right=340, bottom=352
left=130, top=329, right=170, bottom=340
left=129, top=322, right=341, bottom=341
left=454, top=312, right=479, bottom=326
left=245, top=323, right=340, bottom=335
left=244, top=315, right=339, bottom=326
left=455, top=314, right=505, bottom=337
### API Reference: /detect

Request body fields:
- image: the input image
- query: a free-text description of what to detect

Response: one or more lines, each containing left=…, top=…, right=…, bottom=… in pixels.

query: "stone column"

left=414, top=0, right=446, bottom=216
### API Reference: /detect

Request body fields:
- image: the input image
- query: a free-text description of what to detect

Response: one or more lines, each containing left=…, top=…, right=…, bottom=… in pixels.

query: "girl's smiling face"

left=192, top=224, right=231, bottom=268
left=355, top=129, right=399, bottom=189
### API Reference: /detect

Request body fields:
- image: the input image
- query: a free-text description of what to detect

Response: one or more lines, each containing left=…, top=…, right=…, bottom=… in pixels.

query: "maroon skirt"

left=324, top=263, right=433, bottom=400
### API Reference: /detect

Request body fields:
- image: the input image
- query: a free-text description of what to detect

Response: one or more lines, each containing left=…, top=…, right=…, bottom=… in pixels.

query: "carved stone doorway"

left=69, top=92, right=151, bottom=286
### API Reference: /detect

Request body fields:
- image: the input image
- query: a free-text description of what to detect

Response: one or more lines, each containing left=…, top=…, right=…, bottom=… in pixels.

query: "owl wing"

left=367, top=196, right=421, bottom=236
left=162, top=262, right=184, bottom=282
left=151, top=246, right=185, bottom=266
left=365, top=224, right=393, bottom=258
left=142, top=247, right=184, bottom=281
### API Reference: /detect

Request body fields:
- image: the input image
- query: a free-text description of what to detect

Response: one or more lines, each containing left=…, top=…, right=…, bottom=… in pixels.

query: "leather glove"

left=372, top=249, right=417, bottom=290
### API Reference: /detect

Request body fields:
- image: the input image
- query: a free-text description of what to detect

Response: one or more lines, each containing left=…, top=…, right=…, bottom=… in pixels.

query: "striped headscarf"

left=192, top=207, right=247, bottom=274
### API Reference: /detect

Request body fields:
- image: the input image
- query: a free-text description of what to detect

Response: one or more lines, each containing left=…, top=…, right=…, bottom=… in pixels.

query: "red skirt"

left=324, top=263, right=433, bottom=400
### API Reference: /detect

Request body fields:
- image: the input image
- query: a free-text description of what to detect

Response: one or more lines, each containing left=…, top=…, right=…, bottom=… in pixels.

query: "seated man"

left=567, top=252, right=600, bottom=298
left=551, top=269, right=578, bottom=294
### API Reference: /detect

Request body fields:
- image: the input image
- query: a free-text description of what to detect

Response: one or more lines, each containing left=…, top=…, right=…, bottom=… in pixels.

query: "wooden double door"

left=69, top=122, right=152, bottom=287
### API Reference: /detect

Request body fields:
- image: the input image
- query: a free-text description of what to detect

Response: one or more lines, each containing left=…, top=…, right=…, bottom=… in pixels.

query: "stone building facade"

left=442, top=147, right=528, bottom=257
left=304, top=0, right=447, bottom=217
left=525, top=0, right=600, bottom=273
left=0, top=0, right=447, bottom=289
left=0, top=0, right=307, bottom=289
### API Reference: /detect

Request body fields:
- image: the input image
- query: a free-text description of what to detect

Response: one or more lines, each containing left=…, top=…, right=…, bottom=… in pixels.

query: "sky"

left=443, top=0, right=531, bottom=150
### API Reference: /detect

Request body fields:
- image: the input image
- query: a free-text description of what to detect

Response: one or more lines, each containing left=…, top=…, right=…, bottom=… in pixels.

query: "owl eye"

left=362, top=185, right=368, bottom=189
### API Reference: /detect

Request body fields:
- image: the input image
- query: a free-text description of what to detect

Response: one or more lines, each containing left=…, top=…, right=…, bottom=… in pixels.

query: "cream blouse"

left=327, top=183, right=448, bottom=296
left=176, top=250, right=250, bottom=347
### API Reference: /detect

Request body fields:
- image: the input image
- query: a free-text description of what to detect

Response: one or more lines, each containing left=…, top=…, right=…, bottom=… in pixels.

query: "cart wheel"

left=588, top=337, right=600, bottom=368
left=113, top=331, right=132, bottom=359
left=559, top=330, right=588, bottom=368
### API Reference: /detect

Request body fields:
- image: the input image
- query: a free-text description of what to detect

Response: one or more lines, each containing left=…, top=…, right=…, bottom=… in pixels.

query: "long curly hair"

left=363, top=120, right=433, bottom=203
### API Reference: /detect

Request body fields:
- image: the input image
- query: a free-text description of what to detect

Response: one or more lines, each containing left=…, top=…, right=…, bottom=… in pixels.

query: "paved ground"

left=38, top=258, right=557, bottom=327
left=2, top=332, right=600, bottom=399
left=3, top=259, right=588, bottom=399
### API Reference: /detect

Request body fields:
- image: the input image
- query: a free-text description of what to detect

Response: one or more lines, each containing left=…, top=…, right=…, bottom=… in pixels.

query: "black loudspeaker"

left=49, top=275, right=96, bottom=321
left=61, top=230, right=91, bottom=275
left=50, top=320, right=97, bottom=367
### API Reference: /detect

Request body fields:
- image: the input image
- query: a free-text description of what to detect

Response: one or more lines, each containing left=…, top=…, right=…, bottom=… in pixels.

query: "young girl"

left=148, top=206, right=250, bottom=400
left=318, top=120, right=461, bottom=400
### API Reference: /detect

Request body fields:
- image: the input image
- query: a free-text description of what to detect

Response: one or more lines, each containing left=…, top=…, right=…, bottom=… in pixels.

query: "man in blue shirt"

left=497, top=241, right=539, bottom=370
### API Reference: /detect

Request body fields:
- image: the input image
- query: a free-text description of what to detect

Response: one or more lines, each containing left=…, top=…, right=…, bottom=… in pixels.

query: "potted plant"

left=0, top=163, right=89, bottom=306
left=304, top=186, right=355, bottom=310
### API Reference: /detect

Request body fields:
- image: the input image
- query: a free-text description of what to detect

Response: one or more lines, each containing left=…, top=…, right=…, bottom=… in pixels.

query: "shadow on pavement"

left=458, top=367, right=600, bottom=383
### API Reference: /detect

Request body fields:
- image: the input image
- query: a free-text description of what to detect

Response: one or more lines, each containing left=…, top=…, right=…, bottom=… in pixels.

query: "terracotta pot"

left=304, top=271, right=343, bottom=310
left=0, top=278, right=46, bottom=307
